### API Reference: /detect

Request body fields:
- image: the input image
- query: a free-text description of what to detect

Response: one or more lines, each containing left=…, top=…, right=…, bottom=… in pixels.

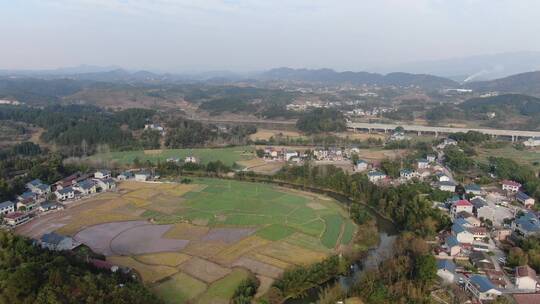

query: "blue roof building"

left=513, top=212, right=540, bottom=237
left=437, top=260, right=456, bottom=272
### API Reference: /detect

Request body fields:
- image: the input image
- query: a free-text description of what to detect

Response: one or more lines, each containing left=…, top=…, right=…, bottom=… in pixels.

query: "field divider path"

left=335, top=222, right=346, bottom=249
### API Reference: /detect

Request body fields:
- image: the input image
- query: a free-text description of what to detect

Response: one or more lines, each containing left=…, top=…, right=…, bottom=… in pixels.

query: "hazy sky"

left=1, top=0, right=540, bottom=72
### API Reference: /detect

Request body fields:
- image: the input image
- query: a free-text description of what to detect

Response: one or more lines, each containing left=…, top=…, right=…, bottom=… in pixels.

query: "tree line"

left=0, top=231, right=162, bottom=304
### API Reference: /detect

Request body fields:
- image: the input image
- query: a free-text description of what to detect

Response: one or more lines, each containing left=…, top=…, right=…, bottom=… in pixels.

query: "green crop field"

left=475, top=146, right=540, bottom=167
left=321, top=214, right=344, bottom=248
left=88, top=146, right=256, bottom=167
left=46, top=178, right=358, bottom=304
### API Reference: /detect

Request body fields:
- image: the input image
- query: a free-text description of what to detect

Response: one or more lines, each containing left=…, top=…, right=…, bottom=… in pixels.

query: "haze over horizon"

left=2, top=0, right=540, bottom=74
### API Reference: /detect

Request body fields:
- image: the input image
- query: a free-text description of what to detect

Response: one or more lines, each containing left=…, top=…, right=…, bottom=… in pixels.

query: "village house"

left=95, top=178, right=116, bottom=191
left=513, top=212, right=540, bottom=238
left=55, top=186, right=75, bottom=201
left=470, top=197, right=493, bottom=221
left=40, top=232, right=81, bottom=251
left=74, top=180, right=97, bottom=196
left=437, top=138, right=458, bottom=149
left=117, top=171, right=134, bottom=180
left=389, top=132, right=407, bottom=141
left=417, top=158, right=429, bottom=169
left=285, top=150, right=298, bottom=161
left=439, top=181, right=457, bottom=192
left=426, top=154, right=436, bottom=163
left=94, top=169, right=111, bottom=179
left=464, top=184, right=483, bottom=196
left=16, top=192, right=39, bottom=211
left=517, top=191, right=535, bottom=209
left=523, top=137, right=540, bottom=147
left=436, top=172, right=451, bottom=182
left=134, top=171, right=151, bottom=182
left=502, top=180, right=521, bottom=192
left=445, top=235, right=461, bottom=256
left=355, top=159, right=368, bottom=172
left=400, top=169, right=417, bottom=180
left=452, top=220, right=474, bottom=243
left=451, top=200, right=474, bottom=219
left=54, top=172, right=86, bottom=190
left=26, top=179, right=51, bottom=195
left=467, top=275, right=502, bottom=301
left=184, top=156, right=199, bottom=163
left=3, top=212, right=30, bottom=226
left=144, top=123, right=165, bottom=134
left=367, top=171, right=387, bottom=183
left=0, top=200, right=15, bottom=215
left=38, top=201, right=64, bottom=213
left=515, top=265, right=538, bottom=291
left=436, top=260, right=456, bottom=283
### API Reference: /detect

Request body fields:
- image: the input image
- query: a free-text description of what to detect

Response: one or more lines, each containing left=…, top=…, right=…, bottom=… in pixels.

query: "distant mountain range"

left=465, top=71, right=540, bottom=97
left=259, top=68, right=459, bottom=89
left=2, top=65, right=540, bottom=96
left=376, top=51, right=540, bottom=81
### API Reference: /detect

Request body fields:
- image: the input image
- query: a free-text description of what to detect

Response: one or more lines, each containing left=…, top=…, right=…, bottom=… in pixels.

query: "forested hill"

left=259, top=68, right=459, bottom=89
left=459, top=94, right=540, bottom=116
left=465, top=71, right=540, bottom=96
left=0, top=77, right=91, bottom=105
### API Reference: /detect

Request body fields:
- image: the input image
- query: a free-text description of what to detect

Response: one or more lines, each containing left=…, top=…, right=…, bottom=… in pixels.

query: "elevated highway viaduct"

left=347, top=122, right=540, bottom=142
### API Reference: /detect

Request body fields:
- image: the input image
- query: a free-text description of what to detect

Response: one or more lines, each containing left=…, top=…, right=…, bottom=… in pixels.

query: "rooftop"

left=470, top=275, right=497, bottom=292
left=77, top=179, right=96, bottom=190
left=437, top=259, right=456, bottom=272
left=517, top=191, right=532, bottom=201
left=56, top=186, right=74, bottom=194
left=445, top=235, right=460, bottom=247
left=0, top=200, right=14, bottom=209
left=502, top=180, right=522, bottom=187
left=27, top=179, right=44, bottom=187
left=454, top=199, right=472, bottom=207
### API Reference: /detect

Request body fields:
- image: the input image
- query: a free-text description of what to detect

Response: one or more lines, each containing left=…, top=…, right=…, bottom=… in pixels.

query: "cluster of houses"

left=261, top=146, right=367, bottom=163
left=433, top=179, right=540, bottom=301
left=1, top=170, right=119, bottom=227
left=344, top=106, right=393, bottom=117
left=366, top=155, right=439, bottom=183
left=166, top=155, right=199, bottom=164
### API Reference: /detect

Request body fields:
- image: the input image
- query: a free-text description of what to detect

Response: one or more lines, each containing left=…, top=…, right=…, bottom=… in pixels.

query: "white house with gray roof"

left=0, top=201, right=15, bottom=215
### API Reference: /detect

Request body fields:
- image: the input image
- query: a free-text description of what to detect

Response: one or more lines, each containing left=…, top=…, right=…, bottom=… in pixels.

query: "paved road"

left=347, top=122, right=540, bottom=139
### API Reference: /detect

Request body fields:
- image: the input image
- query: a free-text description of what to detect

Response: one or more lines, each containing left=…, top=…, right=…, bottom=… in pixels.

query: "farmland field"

left=88, top=146, right=256, bottom=166
left=474, top=146, right=540, bottom=167
left=17, top=178, right=357, bottom=303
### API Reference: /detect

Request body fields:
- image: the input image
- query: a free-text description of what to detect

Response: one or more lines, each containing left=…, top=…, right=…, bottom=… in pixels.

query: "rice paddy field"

left=19, top=179, right=357, bottom=303
left=88, top=146, right=256, bottom=166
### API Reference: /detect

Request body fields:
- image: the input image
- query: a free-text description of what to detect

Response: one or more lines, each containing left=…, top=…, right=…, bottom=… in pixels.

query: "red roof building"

left=502, top=180, right=522, bottom=192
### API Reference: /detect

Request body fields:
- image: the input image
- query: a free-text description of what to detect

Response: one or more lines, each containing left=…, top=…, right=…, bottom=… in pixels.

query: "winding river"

left=277, top=186, right=398, bottom=304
